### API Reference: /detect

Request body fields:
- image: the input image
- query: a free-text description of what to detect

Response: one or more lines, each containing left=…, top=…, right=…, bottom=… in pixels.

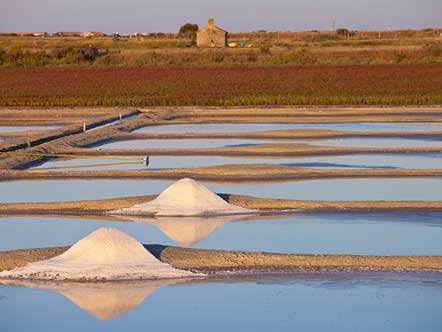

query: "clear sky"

left=2, top=0, right=441, bottom=33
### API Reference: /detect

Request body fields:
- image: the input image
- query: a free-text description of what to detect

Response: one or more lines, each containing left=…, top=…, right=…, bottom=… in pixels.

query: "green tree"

left=179, top=23, right=199, bottom=39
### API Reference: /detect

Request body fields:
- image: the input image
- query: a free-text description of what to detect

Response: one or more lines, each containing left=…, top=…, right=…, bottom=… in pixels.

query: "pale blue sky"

left=2, top=0, right=441, bottom=33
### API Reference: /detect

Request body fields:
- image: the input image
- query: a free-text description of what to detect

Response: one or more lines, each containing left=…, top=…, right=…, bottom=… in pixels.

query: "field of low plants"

left=1, top=64, right=442, bottom=106
left=1, top=33, right=442, bottom=67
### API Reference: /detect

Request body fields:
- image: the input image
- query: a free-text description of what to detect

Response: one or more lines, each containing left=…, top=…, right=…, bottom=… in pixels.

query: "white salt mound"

left=0, top=228, right=199, bottom=281
left=109, top=178, right=256, bottom=216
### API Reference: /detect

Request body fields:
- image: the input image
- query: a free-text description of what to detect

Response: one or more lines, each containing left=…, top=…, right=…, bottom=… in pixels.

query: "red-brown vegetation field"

left=1, top=64, right=442, bottom=107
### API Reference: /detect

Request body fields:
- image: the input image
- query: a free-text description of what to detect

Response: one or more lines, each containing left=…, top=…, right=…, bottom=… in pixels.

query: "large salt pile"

left=0, top=228, right=200, bottom=280
left=109, top=178, right=256, bottom=216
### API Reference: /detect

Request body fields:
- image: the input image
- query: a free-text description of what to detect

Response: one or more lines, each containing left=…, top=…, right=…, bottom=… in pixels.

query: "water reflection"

left=2, top=178, right=441, bottom=203
left=1, top=271, right=441, bottom=324
left=0, top=278, right=183, bottom=320
left=1, top=212, right=442, bottom=255
left=119, top=215, right=236, bottom=246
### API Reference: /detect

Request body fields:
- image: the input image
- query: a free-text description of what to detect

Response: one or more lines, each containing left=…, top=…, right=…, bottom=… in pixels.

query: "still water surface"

left=33, top=154, right=442, bottom=171
left=0, top=213, right=441, bottom=255
left=0, top=273, right=441, bottom=331
left=135, top=122, right=442, bottom=133
left=0, top=179, right=440, bottom=203
left=0, top=126, right=61, bottom=133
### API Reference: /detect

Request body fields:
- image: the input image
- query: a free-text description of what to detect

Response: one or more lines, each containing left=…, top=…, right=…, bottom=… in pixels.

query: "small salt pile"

left=0, top=228, right=199, bottom=280
left=109, top=178, right=256, bottom=216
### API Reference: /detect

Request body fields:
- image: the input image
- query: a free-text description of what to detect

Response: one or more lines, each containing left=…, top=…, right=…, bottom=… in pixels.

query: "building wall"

left=196, top=28, right=227, bottom=47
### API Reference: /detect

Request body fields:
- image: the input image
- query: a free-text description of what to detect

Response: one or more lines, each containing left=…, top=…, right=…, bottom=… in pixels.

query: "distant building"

left=52, top=32, right=81, bottom=37
left=196, top=18, right=228, bottom=47
left=32, top=32, right=48, bottom=37
left=81, top=32, right=105, bottom=38
left=0, top=32, right=47, bottom=37
left=11, top=32, right=47, bottom=37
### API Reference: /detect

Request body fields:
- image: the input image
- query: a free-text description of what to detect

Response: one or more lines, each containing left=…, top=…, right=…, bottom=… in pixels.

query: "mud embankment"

left=0, top=109, right=138, bottom=153
left=147, top=106, right=442, bottom=119
left=2, top=164, right=442, bottom=182
left=0, top=111, right=158, bottom=169
left=1, top=245, right=441, bottom=273
left=0, top=192, right=441, bottom=215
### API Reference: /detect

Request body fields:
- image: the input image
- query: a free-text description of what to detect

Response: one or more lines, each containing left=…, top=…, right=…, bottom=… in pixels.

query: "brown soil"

left=1, top=245, right=441, bottom=273
left=2, top=164, right=442, bottom=182
left=0, top=193, right=441, bottom=214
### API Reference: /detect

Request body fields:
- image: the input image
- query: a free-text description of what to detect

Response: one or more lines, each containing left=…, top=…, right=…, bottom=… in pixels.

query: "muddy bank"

left=2, top=164, right=442, bottom=182
left=0, top=111, right=155, bottom=169
left=158, top=115, right=442, bottom=124
left=145, top=106, right=442, bottom=119
left=0, top=108, right=137, bottom=125
left=0, top=193, right=441, bottom=214
left=0, top=110, right=138, bottom=154
left=1, top=245, right=441, bottom=273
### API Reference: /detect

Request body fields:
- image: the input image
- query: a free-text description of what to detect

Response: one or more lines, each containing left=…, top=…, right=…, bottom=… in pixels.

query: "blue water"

left=134, top=122, right=442, bottom=134
left=2, top=121, right=442, bottom=331
left=0, top=274, right=441, bottom=331
left=0, top=178, right=441, bottom=203
left=0, top=213, right=441, bottom=254
left=99, top=136, right=442, bottom=150
left=0, top=126, right=61, bottom=133
left=311, top=137, right=442, bottom=148
left=33, top=153, right=442, bottom=171
left=99, top=139, right=283, bottom=150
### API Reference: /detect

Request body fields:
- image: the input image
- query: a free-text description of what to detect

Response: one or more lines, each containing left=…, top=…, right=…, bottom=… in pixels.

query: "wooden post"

left=83, top=122, right=86, bottom=132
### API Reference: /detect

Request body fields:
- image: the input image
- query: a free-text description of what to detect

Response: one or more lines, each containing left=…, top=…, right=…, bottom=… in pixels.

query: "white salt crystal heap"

left=0, top=228, right=199, bottom=281
left=109, top=178, right=256, bottom=216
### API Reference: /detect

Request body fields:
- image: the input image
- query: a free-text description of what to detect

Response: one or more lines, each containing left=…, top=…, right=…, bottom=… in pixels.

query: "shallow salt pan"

left=134, top=122, right=442, bottom=134
left=0, top=126, right=61, bottom=134
left=99, top=138, right=278, bottom=150
left=0, top=228, right=199, bottom=280
left=32, top=153, right=442, bottom=171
